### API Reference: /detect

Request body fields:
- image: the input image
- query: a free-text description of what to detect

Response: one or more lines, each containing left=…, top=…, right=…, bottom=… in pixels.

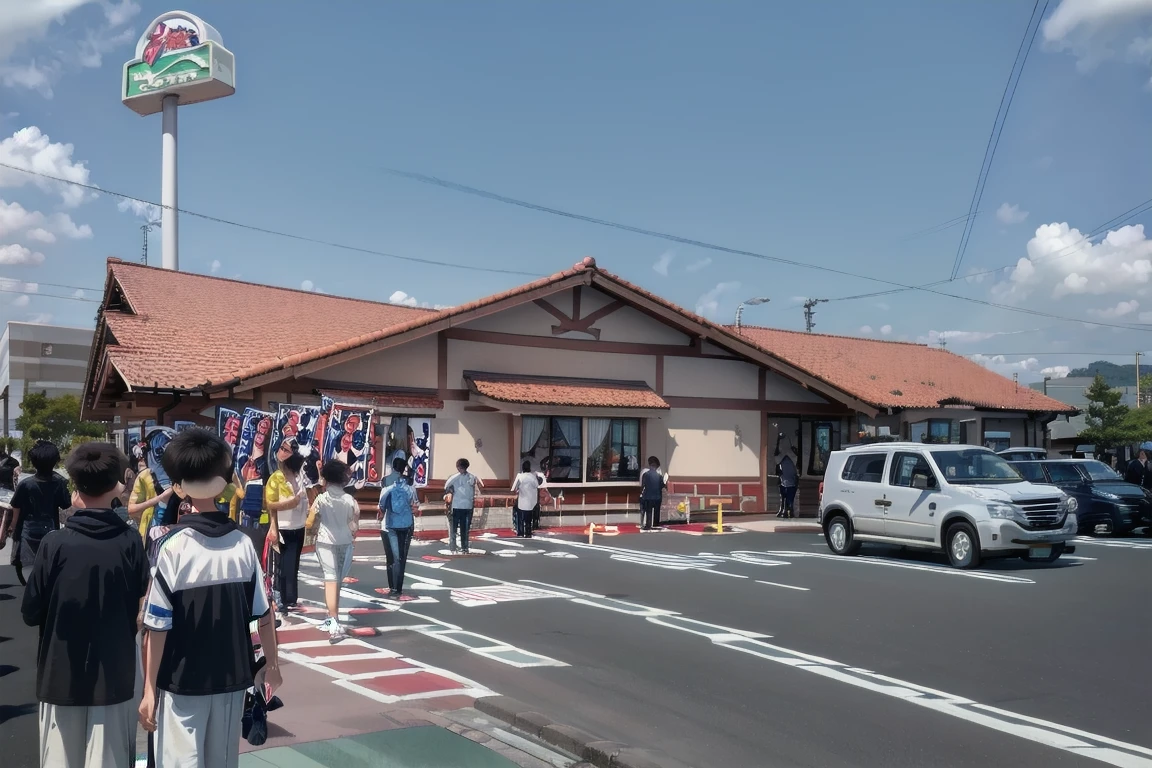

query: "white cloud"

left=695, top=281, right=739, bottom=320
left=0, top=1, right=94, bottom=60
left=12, top=293, right=29, bottom=307
left=210, top=259, right=221, bottom=275
left=300, top=279, right=315, bottom=291
left=117, top=198, right=161, bottom=223
left=49, top=211, right=91, bottom=239
left=970, top=353, right=1042, bottom=375
left=1043, top=0, right=1152, bottom=81
left=1041, top=365, right=1071, bottom=378
left=996, top=202, right=1029, bottom=225
left=685, top=257, right=712, bottom=273
left=993, top=222, right=1152, bottom=302
left=880, top=324, right=892, bottom=336
left=652, top=250, right=674, bottom=277
left=389, top=289, right=419, bottom=307
left=0, top=276, right=38, bottom=293
left=101, top=0, right=139, bottom=27
left=0, top=243, right=44, bottom=265
left=0, top=60, right=59, bottom=97
left=918, top=328, right=1037, bottom=346
left=25, top=227, right=53, bottom=243
left=875, top=301, right=890, bottom=311
left=0, top=198, right=43, bottom=236
left=0, top=127, right=95, bottom=207
left=71, top=288, right=84, bottom=299
left=964, top=267, right=992, bottom=284
left=77, top=24, right=134, bottom=69
left=859, top=325, right=873, bottom=334
left=1088, top=299, right=1140, bottom=319
left=26, top=312, right=53, bottom=324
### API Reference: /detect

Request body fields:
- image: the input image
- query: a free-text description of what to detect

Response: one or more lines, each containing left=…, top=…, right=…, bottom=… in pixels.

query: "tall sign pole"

left=122, top=11, right=235, bottom=271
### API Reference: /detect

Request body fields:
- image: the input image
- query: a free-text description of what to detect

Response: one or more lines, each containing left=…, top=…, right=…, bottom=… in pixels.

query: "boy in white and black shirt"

left=139, top=428, right=281, bottom=768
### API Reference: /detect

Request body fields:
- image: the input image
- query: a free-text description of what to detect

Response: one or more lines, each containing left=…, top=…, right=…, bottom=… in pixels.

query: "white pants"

left=156, top=690, right=246, bottom=768
left=39, top=700, right=136, bottom=768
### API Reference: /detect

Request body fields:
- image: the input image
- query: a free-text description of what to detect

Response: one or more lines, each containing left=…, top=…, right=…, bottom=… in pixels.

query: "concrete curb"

left=476, top=697, right=694, bottom=768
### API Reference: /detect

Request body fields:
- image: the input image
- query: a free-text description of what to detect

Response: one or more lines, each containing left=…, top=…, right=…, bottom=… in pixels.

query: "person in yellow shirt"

left=265, top=439, right=309, bottom=611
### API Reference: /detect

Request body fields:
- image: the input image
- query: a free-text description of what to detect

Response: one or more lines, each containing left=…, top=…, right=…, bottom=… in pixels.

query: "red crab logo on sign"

left=142, top=18, right=201, bottom=66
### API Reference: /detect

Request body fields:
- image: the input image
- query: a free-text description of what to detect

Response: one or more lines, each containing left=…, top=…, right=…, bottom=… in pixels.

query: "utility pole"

left=802, top=298, right=827, bottom=333
left=1138, top=351, right=1143, bottom=406
left=938, top=336, right=947, bottom=350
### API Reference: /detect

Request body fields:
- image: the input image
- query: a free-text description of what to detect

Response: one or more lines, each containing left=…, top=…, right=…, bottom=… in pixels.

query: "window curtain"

left=522, top=416, right=548, bottom=455
left=556, top=417, right=582, bottom=449
left=586, top=418, right=611, bottom=456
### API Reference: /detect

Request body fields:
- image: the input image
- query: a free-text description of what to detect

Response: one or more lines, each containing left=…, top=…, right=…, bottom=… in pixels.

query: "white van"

left=818, top=443, right=1078, bottom=568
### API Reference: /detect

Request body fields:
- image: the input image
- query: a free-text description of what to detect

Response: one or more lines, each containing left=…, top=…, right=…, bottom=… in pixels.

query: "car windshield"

left=1078, top=461, right=1121, bottom=482
left=930, top=449, right=1023, bottom=484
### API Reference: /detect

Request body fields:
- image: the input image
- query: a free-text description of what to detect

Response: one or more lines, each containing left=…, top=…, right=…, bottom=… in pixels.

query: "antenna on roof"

left=938, top=335, right=947, bottom=350
left=802, top=298, right=827, bottom=333
left=140, top=224, right=152, bottom=265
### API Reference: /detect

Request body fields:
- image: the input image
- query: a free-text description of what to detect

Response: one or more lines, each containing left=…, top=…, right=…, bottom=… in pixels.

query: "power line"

left=383, top=168, right=1152, bottom=333
left=0, top=287, right=101, bottom=303
left=832, top=196, right=1152, bottom=302
left=950, top=0, right=1049, bottom=280
left=0, top=162, right=541, bottom=279
left=0, top=279, right=102, bottom=293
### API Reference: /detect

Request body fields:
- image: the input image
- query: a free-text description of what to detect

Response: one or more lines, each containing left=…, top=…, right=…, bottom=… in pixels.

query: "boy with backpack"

left=379, top=457, right=418, bottom=598
left=22, top=442, right=148, bottom=767
left=138, top=428, right=281, bottom=767
left=443, top=458, right=484, bottom=554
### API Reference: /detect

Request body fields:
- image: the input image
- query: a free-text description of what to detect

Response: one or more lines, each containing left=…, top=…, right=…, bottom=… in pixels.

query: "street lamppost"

left=734, top=297, right=770, bottom=331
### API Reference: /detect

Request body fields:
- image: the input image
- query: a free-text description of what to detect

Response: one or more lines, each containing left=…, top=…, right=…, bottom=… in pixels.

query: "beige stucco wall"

left=317, top=335, right=438, bottom=389
left=764, top=370, right=829, bottom=404
left=661, top=408, right=761, bottom=477
left=447, top=339, right=657, bottom=388
left=664, top=357, right=760, bottom=399
left=461, top=288, right=692, bottom=345
left=432, top=399, right=510, bottom=480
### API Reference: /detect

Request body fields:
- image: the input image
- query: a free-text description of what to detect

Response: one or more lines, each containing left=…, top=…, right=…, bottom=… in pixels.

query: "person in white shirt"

left=511, top=461, right=539, bottom=538
left=307, top=460, right=360, bottom=640
left=443, top=458, right=484, bottom=554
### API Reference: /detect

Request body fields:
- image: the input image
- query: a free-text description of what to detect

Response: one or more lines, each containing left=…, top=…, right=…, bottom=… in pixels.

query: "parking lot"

left=263, top=526, right=1152, bottom=768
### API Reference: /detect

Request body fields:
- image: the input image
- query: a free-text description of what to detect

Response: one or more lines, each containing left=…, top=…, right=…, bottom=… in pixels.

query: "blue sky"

left=2, top=0, right=1151, bottom=382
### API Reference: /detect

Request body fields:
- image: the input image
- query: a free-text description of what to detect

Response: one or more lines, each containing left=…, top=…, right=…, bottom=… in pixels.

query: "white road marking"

left=523, top=580, right=1152, bottom=767
left=1073, top=536, right=1152, bottom=550
left=758, top=550, right=1036, bottom=584
left=697, top=568, right=748, bottom=579
left=756, top=580, right=809, bottom=591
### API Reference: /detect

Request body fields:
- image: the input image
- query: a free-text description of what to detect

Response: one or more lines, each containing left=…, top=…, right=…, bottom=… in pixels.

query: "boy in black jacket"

left=21, top=442, right=148, bottom=768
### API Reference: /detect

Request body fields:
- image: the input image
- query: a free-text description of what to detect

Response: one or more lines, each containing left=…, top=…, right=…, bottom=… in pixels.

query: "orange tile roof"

left=98, top=260, right=434, bottom=390
left=465, top=372, right=670, bottom=410
left=734, top=326, right=1076, bottom=413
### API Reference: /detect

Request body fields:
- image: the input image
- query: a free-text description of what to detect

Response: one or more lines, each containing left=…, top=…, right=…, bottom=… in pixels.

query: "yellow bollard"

left=588, top=522, right=594, bottom=544
left=709, top=498, right=733, bottom=533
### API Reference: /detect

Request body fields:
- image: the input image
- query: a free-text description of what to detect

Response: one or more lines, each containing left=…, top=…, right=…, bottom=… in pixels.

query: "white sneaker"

left=319, top=617, right=335, bottom=633
left=329, top=621, right=347, bottom=643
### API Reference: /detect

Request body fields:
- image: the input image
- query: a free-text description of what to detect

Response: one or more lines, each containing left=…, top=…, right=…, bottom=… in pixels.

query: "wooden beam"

left=443, top=327, right=694, bottom=357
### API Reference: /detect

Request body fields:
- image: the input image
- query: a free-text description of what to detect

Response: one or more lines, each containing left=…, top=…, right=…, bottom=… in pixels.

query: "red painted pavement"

left=317, top=657, right=416, bottom=675
left=357, top=671, right=468, bottom=697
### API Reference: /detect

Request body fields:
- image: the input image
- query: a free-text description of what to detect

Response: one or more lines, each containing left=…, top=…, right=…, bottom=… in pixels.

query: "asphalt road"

left=5, top=529, right=1152, bottom=768
left=308, top=529, right=1152, bottom=768
left=0, top=564, right=38, bottom=768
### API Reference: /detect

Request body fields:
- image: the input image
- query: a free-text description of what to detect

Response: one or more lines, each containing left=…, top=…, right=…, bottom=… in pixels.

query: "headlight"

left=1061, top=496, right=1079, bottom=513
left=1064, top=512, right=1078, bottom=531
left=1091, top=489, right=1119, bottom=500
left=987, top=503, right=1023, bottom=522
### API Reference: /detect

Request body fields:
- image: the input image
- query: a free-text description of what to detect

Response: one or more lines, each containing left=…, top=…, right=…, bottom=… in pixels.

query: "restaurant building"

left=82, top=257, right=1074, bottom=518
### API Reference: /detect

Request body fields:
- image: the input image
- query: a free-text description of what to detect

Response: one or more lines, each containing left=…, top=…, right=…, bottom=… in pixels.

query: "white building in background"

left=1, top=322, right=94, bottom=436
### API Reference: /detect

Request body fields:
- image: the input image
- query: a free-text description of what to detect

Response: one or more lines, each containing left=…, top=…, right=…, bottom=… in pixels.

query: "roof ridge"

left=734, top=324, right=931, bottom=348
left=106, top=258, right=442, bottom=314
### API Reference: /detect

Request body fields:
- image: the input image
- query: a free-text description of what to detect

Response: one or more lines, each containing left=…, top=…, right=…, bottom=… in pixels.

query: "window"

left=890, top=452, right=936, bottom=489
left=521, top=416, right=584, bottom=483
left=909, top=419, right=958, bottom=445
left=1045, top=463, right=1084, bottom=484
left=807, top=421, right=842, bottom=476
left=586, top=418, right=641, bottom=481
left=842, top=453, right=887, bottom=483
left=1078, top=461, right=1120, bottom=481
left=1014, top=462, right=1046, bottom=483
left=928, top=449, right=1022, bottom=485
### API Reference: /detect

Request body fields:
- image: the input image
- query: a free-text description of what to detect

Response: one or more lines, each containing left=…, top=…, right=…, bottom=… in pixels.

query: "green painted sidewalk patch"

left=239, top=726, right=522, bottom=768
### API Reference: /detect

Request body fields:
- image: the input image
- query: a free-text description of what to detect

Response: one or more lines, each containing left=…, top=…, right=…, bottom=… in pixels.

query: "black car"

left=1011, top=459, right=1152, bottom=536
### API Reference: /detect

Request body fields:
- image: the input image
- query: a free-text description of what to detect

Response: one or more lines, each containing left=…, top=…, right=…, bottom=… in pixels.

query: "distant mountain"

left=1065, top=361, right=1149, bottom=388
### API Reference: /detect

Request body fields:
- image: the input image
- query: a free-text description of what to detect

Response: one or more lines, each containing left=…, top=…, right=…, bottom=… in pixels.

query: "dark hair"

left=282, top=450, right=306, bottom=473
left=65, top=442, right=127, bottom=497
left=457, top=458, right=470, bottom=471
left=0, top=456, right=20, bottom=490
left=29, top=440, right=61, bottom=475
left=322, top=459, right=349, bottom=485
left=391, top=456, right=407, bottom=474
left=162, top=428, right=231, bottom=485
left=647, top=456, right=660, bottom=468
left=522, top=460, right=532, bottom=472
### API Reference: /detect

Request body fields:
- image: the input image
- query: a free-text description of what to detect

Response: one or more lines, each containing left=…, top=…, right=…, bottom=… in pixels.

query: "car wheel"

left=945, top=522, right=981, bottom=569
left=824, top=514, right=860, bottom=556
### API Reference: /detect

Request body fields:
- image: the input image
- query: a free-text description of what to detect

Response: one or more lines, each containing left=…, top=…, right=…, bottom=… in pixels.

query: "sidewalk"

left=0, top=565, right=38, bottom=768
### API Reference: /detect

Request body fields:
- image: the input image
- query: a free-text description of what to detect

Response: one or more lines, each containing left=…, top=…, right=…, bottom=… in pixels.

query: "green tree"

left=15, top=391, right=107, bottom=452
left=1123, top=405, right=1152, bottom=443
left=1078, top=374, right=1136, bottom=449
left=1140, top=373, right=1152, bottom=406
